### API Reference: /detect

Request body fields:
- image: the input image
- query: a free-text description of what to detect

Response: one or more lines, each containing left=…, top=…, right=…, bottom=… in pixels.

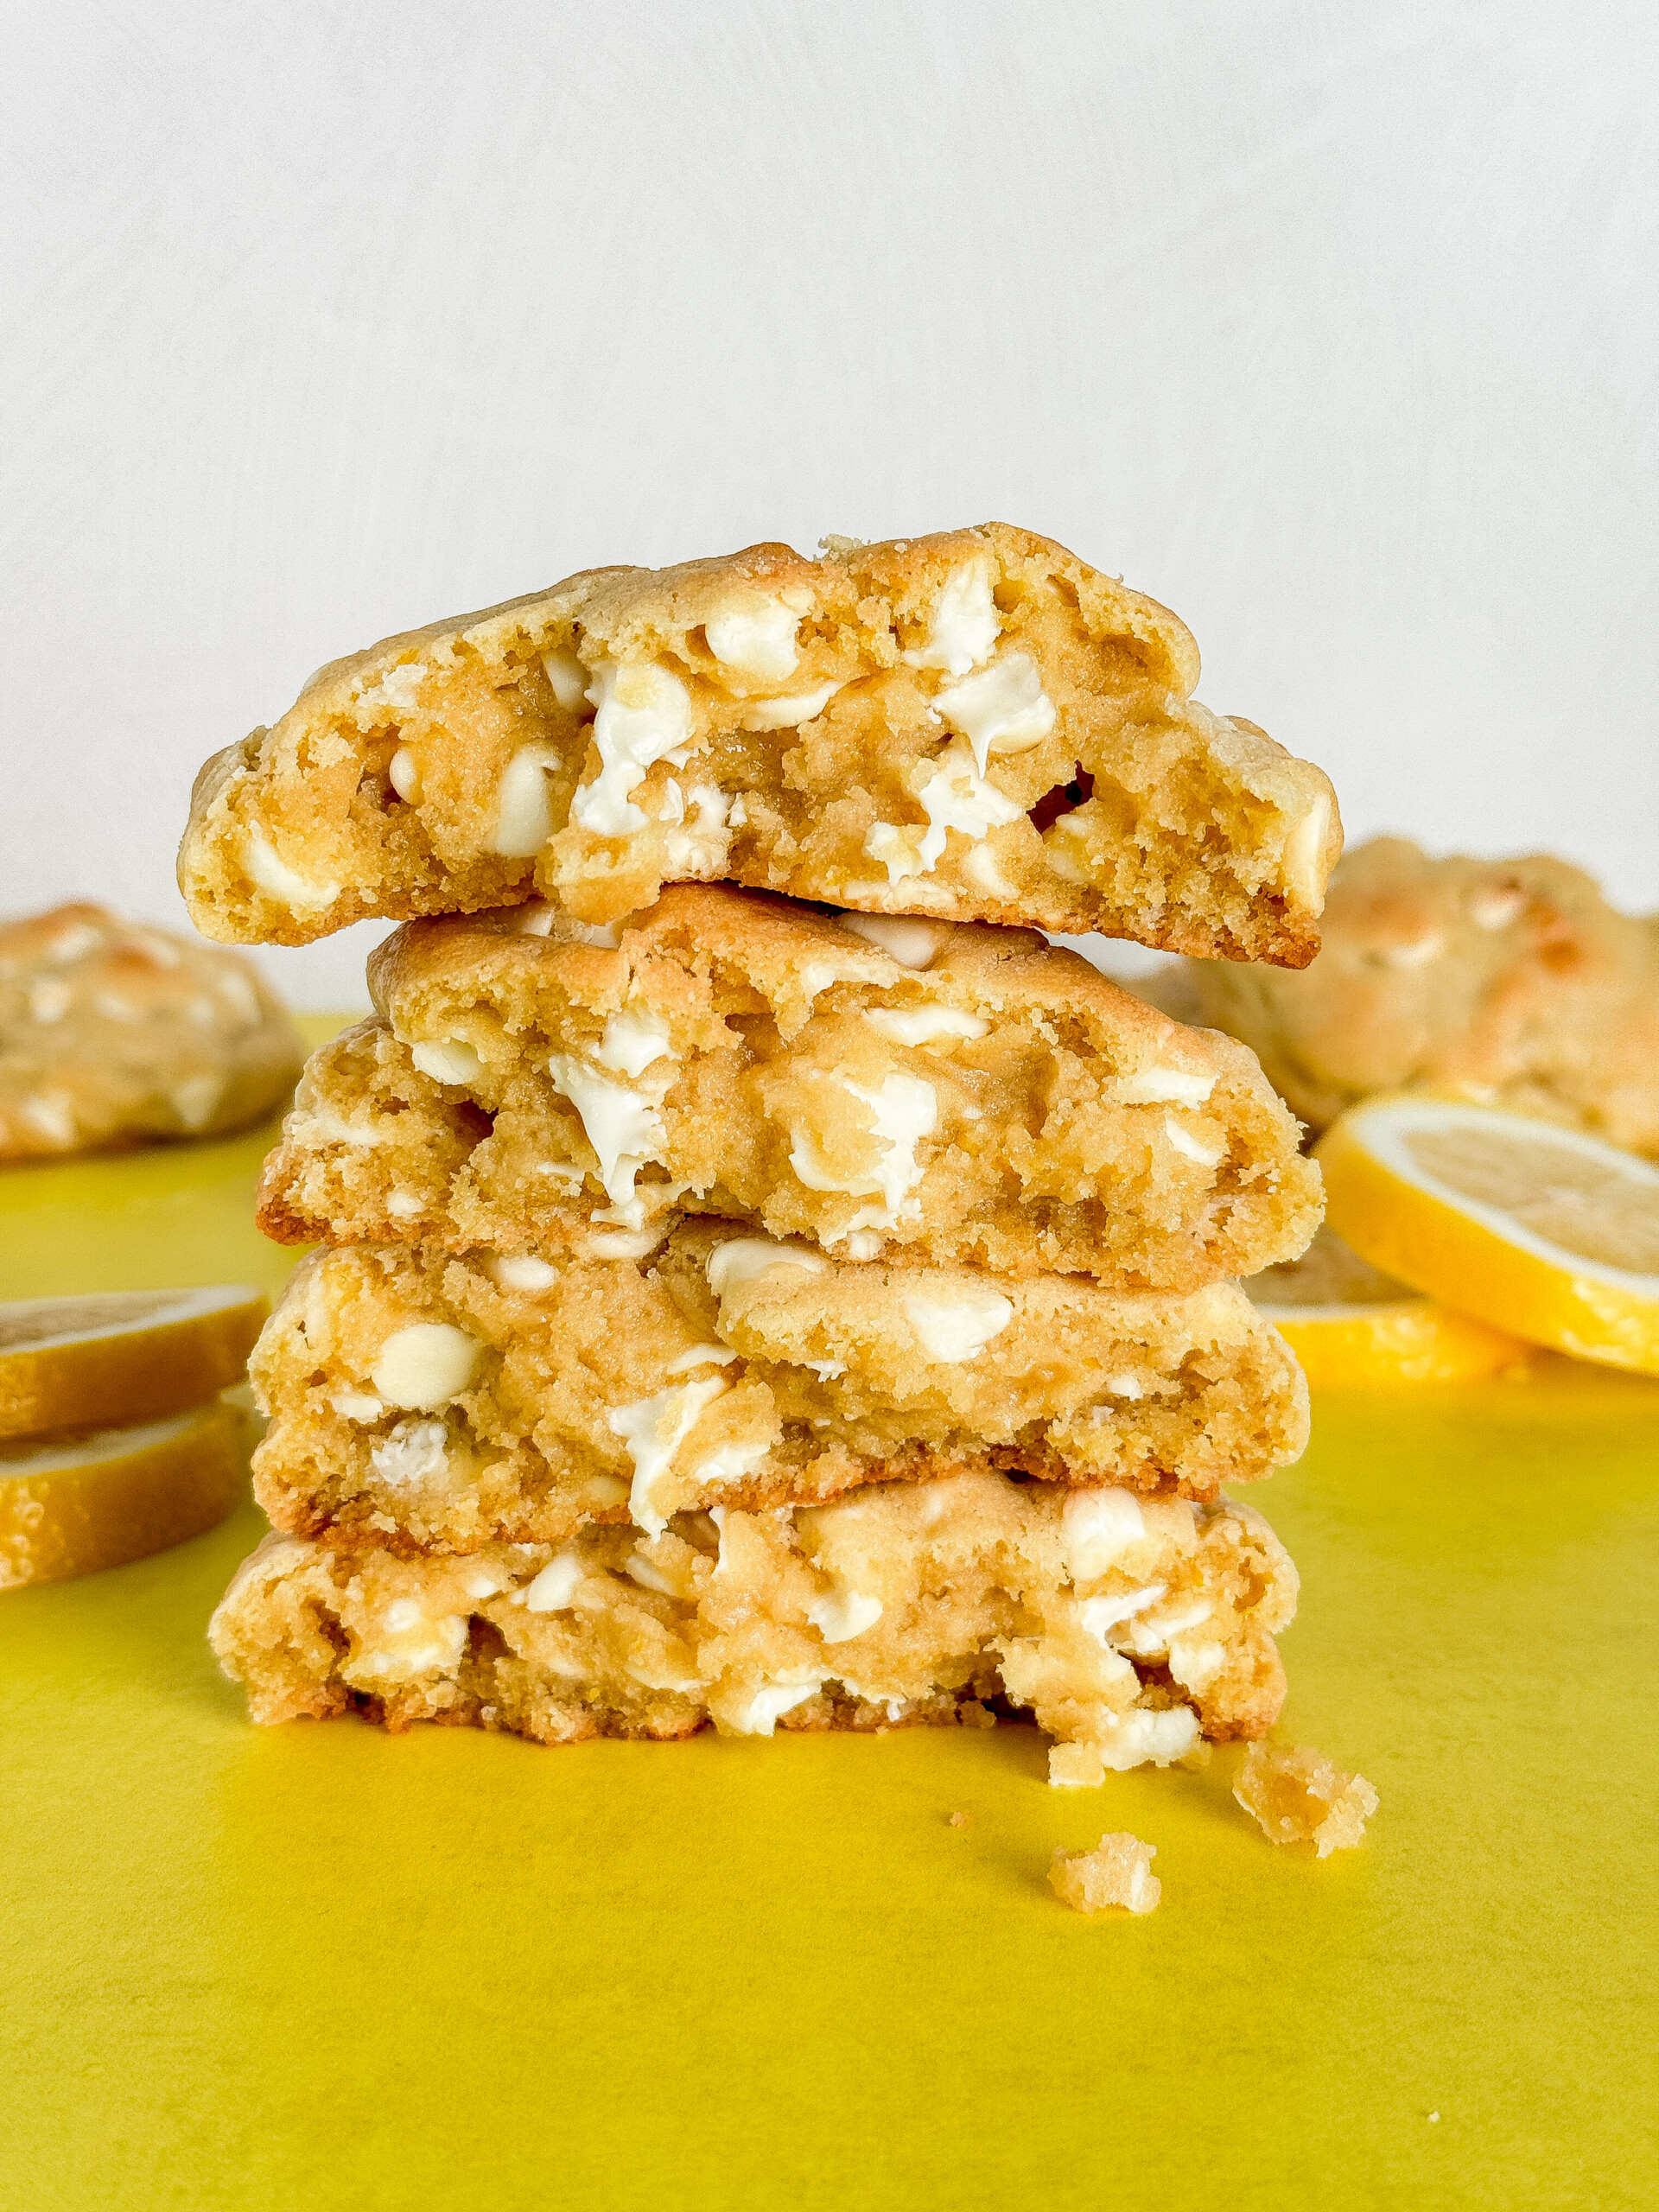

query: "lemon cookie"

left=248, top=1230, right=1308, bottom=1550
left=209, top=1466, right=1297, bottom=1775
left=1180, top=839, right=1659, bottom=1154
left=0, top=903, right=302, bottom=1160
left=178, top=524, right=1341, bottom=963
left=256, top=887, right=1323, bottom=1288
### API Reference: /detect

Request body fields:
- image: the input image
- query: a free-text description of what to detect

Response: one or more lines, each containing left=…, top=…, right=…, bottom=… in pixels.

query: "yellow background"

left=3, top=1061, right=1656, bottom=2211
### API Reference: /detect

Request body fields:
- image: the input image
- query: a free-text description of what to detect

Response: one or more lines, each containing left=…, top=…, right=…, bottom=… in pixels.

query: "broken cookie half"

left=256, top=887, right=1324, bottom=1289
left=248, top=1228, right=1309, bottom=1550
left=178, top=523, right=1341, bottom=963
left=208, top=1465, right=1297, bottom=1776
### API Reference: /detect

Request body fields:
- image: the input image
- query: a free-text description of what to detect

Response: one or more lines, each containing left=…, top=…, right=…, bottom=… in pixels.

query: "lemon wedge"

left=0, top=1399, right=245, bottom=1589
left=0, top=1284, right=266, bottom=1439
left=1316, top=1097, right=1659, bottom=1374
left=1247, top=1225, right=1528, bottom=1386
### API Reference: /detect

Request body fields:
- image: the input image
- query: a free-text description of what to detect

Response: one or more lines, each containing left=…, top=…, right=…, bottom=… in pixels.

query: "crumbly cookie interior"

left=249, top=1232, right=1309, bottom=1549
left=179, top=526, right=1338, bottom=963
left=209, top=1467, right=1296, bottom=1780
left=259, top=897, right=1322, bottom=1288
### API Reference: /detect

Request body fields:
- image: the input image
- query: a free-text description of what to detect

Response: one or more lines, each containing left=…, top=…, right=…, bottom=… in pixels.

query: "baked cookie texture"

left=255, top=887, right=1324, bottom=1288
left=0, top=902, right=303, bottom=1160
left=1176, top=839, right=1659, bottom=1155
left=249, top=1232, right=1308, bottom=1548
left=208, top=1467, right=1297, bottom=1777
left=177, top=524, right=1341, bottom=965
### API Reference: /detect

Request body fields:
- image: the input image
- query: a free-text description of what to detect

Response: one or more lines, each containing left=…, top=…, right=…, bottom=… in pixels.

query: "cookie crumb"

left=1048, top=1834, right=1160, bottom=1916
left=947, top=1810, right=973, bottom=1829
left=1234, top=1742, right=1378, bottom=1856
left=958, top=1700, right=995, bottom=1730
left=1427, top=2113, right=1440, bottom=2124
left=1048, top=1742, right=1106, bottom=1789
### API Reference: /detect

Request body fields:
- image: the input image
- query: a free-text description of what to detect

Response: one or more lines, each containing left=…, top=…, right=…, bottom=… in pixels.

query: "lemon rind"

left=1318, top=1103, right=1659, bottom=1375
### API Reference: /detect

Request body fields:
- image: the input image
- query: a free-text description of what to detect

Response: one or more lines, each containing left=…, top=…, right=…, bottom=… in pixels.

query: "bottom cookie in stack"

left=209, top=1466, right=1297, bottom=1784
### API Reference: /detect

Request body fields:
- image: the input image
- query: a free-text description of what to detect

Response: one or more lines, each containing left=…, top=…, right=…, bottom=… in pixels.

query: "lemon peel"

left=1316, top=1097, right=1659, bottom=1374
left=1, top=1400, right=245, bottom=1589
left=0, top=1284, right=266, bottom=1437
left=1248, top=1224, right=1527, bottom=1385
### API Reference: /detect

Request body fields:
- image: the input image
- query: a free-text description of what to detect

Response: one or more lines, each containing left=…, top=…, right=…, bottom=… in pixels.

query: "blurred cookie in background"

left=0, top=902, right=304, bottom=1160
left=1151, top=839, right=1659, bottom=1158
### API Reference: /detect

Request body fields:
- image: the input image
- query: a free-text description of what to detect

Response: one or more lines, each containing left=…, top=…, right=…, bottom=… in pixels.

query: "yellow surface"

left=1257, top=1298, right=1528, bottom=1387
left=3, top=1048, right=1658, bottom=2211
left=1319, top=1096, right=1659, bottom=1376
left=0, top=1399, right=245, bottom=1589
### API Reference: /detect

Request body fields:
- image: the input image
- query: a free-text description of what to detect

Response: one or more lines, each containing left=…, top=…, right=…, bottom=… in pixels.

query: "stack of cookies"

left=189, top=524, right=1341, bottom=1787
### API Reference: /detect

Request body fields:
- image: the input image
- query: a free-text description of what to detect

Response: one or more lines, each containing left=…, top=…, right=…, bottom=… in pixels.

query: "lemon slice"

left=0, top=1399, right=245, bottom=1589
left=1316, top=1097, right=1659, bottom=1373
left=0, top=1284, right=266, bottom=1439
left=1247, top=1227, right=1527, bottom=1386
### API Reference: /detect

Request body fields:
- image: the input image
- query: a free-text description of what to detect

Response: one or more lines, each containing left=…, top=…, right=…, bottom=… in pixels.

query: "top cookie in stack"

left=178, top=523, right=1341, bottom=964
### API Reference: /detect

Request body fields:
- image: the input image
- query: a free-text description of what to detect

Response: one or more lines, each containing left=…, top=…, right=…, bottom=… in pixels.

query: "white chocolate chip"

left=1077, top=1583, right=1167, bottom=1641
left=244, top=832, right=340, bottom=912
left=586, top=1224, right=668, bottom=1262
left=327, top=1389, right=385, bottom=1422
left=863, top=1005, right=988, bottom=1048
left=960, top=843, right=1020, bottom=901
left=1280, top=794, right=1332, bottom=910
left=807, top=1587, right=884, bottom=1643
left=935, top=652, right=1056, bottom=773
left=491, top=743, right=563, bottom=857
left=836, top=913, right=949, bottom=968
left=1119, top=1065, right=1215, bottom=1108
left=624, top=1548, right=678, bottom=1596
left=610, top=1376, right=731, bottom=1537
left=371, top=1322, right=481, bottom=1410
left=1163, top=1116, right=1224, bottom=1167
left=902, top=559, right=1000, bottom=676
left=592, top=1008, right=676, bottom=1079
left=169, top=1074, right=224, bottom=1130
left=690, top=1433, right=772, bottom=1489
left=705, top=597, right=802, bottom=682
left=545, top=1054, right=669, bottom=1224
left=388, top=746, right=421, bottom=802
left=524, top=1552, right=584, bottom=1611
left=789, top=1072, right=937, bottom=1231
left=665, top=1343, right=741, bottom=1374
left=727, top=1679, right=822, bottom=1735
left=369, top=1418, right=450, bottom=1488
left=570, top=659, right=694, bottom=837
left=706, top=1237, right=830, bottom=1295
left=1381, top=933, right=1444, bottom=969
left=410, top=1038, right=485, bottom=1086
left=488, top=1254, right=561, bottom=1293
left=1061, top=1489, right=1147, bottom=1580
left=542, top=645, right=590, bottom=711
left=903, top=1285, right=1014, bottom=1363
left=739, top=681, right=842, bottom=729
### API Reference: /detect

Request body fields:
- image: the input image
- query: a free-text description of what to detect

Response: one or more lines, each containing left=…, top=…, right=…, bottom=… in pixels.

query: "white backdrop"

left=3, top=0, right=1655, bottom=1007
